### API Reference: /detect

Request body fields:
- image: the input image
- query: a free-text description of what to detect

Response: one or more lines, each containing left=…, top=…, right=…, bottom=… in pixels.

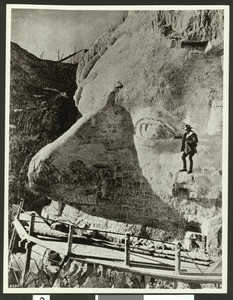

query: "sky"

left=11, top=9, right=124, bottom=61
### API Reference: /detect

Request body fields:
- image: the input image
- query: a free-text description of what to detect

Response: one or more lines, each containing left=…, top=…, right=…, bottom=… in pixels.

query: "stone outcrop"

left=28, top=10, right=224, bottom=255
left=9, top=42, right=79, bottom=212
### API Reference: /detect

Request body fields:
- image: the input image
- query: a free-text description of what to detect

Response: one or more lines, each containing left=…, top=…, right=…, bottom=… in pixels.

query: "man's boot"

left=180, top=153, right=187, bottom=172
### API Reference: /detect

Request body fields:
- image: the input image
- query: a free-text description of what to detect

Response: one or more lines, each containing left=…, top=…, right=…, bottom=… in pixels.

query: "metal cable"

left=18, top=256, right=38, bottom=286
left=180, top=244, right=206, bottom=276
left=11, top=254, right=23, bottom=273
left=23, top=250, right=51, bottom=287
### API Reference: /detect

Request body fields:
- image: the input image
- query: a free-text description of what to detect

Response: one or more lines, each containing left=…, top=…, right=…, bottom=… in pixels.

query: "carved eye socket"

left=135, top=119, right=175, bottom=141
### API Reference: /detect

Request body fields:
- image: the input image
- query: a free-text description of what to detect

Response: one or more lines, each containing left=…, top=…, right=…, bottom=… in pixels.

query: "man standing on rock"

left=179, top=124, right=198, bottom=174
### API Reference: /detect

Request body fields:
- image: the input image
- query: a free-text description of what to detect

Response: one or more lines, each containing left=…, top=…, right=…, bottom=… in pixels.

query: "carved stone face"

left=28, top=11, right=223, bottom=235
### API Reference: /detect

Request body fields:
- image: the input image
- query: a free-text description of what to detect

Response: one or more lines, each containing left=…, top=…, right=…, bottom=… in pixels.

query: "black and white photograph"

left=4, top=5, right=229, bottom=293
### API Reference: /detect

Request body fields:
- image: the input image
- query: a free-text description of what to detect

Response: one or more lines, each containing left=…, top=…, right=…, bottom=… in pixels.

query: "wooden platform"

left=13, top=212, right=222, bottom=284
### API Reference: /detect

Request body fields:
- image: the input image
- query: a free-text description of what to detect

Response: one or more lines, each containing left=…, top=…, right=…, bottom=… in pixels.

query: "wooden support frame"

left=20, top=241, right=34, bottom=286
left=51, top=256, right=69, bottom=287
left=67, top=225, right=74, bottom=255
left=9, top=200, right=24, bottom=257
left=11, top=214, right=222, bottom=284
left=20, top=213, right=35, bottom=286
left=29, top=212, right=35, bottom=236
left=125, top=232, right=131, bottom=266
left=18, top=239, right=27, bottom=249
left=11, top=267, right=19, bottom=285
left=175, top=241, right=181, bottom=274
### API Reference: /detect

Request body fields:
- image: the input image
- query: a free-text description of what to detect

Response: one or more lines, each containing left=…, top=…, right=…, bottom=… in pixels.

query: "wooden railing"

left=10, top=203, right=185, bottom=286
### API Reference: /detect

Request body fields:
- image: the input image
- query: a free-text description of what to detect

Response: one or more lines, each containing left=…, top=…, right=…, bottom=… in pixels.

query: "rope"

left=30, top=258, right=40, bottom=272
left=10, top=250, right=67, bottom=288
left=31, top=248, right=67, bottom=287
left=131, top=252, right=174, bottom=267
left=11, top=267, right=19, bottom=285
left=10, top=255, right=23, bottom=287
left=18, top=256, right=38, bottom=286
left=58, top=48, right=85, bottom=63
left=18, top=205, right=74, bottom=228
left=130, top=245, right=167, bottom=255
left=9, top=240, right=61, bottom=287
left=180, top=244, right=206, bottom=276
left=11, top=254, right=23, bottom=273
left=31, top=248, right=63, bottom=265
left=52, top=205, right=77, bottom=226
left=21, top=249, right=55, bottom=287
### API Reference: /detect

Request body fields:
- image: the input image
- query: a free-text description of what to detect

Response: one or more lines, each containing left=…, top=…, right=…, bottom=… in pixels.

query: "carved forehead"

left=74, top=10, right=223, bottom=126
left=78, top=49, right=221, bottom=118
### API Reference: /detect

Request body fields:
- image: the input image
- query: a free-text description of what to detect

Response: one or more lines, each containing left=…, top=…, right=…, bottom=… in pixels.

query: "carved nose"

left=28, top=146, right=58, bottom=194
left=28, top=99, right=137, bottom=206
left=28, top=146, right=103, bottom=212
left=28, top=142, right=102, bottom=204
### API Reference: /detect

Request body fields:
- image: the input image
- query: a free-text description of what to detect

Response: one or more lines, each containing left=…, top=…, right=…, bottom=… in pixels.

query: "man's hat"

left=184, top=124, right=192, bottom=130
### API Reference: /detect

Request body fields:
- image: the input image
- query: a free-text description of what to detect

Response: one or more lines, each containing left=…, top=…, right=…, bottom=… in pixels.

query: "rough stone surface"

left=28, top=10, right=224, bottom=254
left=9, top=42, right=78, bottom=213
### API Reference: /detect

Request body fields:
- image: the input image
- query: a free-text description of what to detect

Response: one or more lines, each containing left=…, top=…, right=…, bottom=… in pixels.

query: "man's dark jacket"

left=181, top=131, right=198, bottom=155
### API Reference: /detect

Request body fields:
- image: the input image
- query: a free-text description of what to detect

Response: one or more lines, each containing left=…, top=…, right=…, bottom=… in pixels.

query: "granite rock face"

left=28, top=10, right=224, bottom=251
left=9, top=42, right=78, bottom=212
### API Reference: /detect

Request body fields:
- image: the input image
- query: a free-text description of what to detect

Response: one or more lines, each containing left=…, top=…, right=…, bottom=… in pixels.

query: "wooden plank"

left=12, top=219, right=28, bottom=240
left=67, top=225, right=74, bottom=255
left=29, top=213, right=35, bottom=236
left=51, top=256, right=69, bottom=287
left=58, top=49, right=85, bottom=62
left=13, top=218, right=68, bottom=256
left=14, top=218, right=209, bottom=266
left=68, top=253, right=222, bottom=284
left=12, top=218, right=222, bottom=284
left=11, top=218, right=211, bottom=268
left=12, top=267, right=19, bottom=285
left=175, top=242, right=181, bottom=275
left=16, top=200, right=24, bottom=218
left=25, top=227, right=68, bottom=239
left=130, top=246, right=211, bottom=266
left=9, top=200, right=24, bottom=256
left=125, top=232, right=130, bottom=266
left=19, top=211, right=51, bottom=232
left=20, top=241, right=33, bottom=286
